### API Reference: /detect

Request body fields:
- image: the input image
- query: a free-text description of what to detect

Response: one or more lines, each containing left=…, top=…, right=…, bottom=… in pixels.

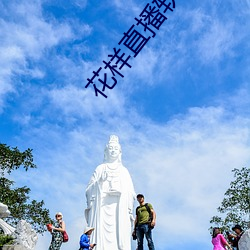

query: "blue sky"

left=1, top=0, right=250, bottom=249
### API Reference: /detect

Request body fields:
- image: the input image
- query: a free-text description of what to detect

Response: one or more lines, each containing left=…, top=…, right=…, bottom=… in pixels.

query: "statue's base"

left=1, top=245, right=26, bottom=250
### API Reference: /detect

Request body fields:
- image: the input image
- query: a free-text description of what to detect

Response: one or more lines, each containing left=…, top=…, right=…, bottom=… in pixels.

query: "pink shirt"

left=212, top=234, right=227, bottom=250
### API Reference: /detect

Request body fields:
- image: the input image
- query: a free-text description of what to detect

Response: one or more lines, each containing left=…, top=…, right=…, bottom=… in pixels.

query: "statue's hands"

left=128, top=208, right=134, bottom=221
left=87, top=196, right=95, bottom=209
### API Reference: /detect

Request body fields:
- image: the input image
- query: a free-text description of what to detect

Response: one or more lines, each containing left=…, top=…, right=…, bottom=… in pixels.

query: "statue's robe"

left=85, top=163, right=135, bottom=250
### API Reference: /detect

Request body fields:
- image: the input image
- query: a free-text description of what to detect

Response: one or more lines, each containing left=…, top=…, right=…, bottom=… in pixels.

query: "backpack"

left=136, top=203, right=154, bottom=229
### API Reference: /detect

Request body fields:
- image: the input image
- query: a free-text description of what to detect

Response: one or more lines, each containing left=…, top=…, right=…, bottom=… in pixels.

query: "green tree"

left=210, top=167, right=250, bottom=232
left=0, top=143, right=52, bottom=233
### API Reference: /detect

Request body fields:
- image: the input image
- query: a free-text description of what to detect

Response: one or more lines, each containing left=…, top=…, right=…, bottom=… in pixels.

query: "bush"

left=0, top=234, right=14, bottom=247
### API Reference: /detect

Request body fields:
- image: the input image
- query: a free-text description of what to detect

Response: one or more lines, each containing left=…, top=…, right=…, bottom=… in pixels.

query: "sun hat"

left=55, top=212, right=63, bottom=218
left=84, top=227, right=95, bottom=234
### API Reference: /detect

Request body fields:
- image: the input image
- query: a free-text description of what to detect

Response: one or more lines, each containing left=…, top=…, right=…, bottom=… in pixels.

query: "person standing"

left=49, top=212, right=66, bottom=250
left=133, top=194, right=156, bottom=250
left=211, top=227, right=232, bottom=250
left=231, top=225, right=244, bottom=250
left=79, top=227, right=96, bottom=250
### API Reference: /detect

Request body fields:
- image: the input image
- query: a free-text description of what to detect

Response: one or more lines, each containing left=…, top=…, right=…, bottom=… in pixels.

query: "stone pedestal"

left=2, top=246, right=26, bottom=250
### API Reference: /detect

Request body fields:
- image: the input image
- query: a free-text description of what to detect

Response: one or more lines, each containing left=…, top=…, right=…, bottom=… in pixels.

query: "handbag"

left=62, top=231, right=69, bottom=242
left=46, top=224, right=52, bottom=232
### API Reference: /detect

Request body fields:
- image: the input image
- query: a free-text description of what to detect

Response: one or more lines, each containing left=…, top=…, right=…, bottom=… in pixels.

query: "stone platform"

left=1, top=245, right=26, bottom=250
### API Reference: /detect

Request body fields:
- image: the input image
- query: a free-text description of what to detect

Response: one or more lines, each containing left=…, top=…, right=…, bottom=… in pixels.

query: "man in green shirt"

left=133, top=194, right=156, bottom=250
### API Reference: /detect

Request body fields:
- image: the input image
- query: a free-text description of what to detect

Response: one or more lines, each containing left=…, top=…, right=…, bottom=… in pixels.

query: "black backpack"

left=136, top=203, right=154, bottom=229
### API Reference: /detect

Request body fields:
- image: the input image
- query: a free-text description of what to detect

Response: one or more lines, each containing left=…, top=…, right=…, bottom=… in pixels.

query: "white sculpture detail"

left=13, top=220, right=38, bottom=250
left=0, top=203, right=38, bottom=250
left=0, top=202, right=15, bottom=235
left=238, top=229, right=250, bottom=250
left=85, top=135, right=136, bottom=250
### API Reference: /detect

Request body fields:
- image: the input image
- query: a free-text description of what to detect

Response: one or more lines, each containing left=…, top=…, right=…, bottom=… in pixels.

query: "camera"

left=132, top=231, right=137, bottom=240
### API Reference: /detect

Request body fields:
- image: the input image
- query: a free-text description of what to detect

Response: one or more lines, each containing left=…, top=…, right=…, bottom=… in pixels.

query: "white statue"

left=239, top=229, right=250, bottom=250
left=13, top=220, right=38, bottom=250
left=85, top=135, right=136, bottom=250
left=0, top=202, right=15, bottom=235
left=0, top=203, right=38, bottom=250
left=0, top=202, right=11, bottom=218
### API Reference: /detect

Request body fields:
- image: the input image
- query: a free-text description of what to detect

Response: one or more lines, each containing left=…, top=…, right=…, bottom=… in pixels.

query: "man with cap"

left=79, top=227, right=96, bottom=250
left=133, top=194, right=156, bottom=250
left=230, top=225, right=244, bottom=250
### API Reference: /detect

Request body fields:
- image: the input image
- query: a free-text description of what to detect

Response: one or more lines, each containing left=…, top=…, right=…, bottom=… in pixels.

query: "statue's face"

left=107, top=142, right=121, bottom=160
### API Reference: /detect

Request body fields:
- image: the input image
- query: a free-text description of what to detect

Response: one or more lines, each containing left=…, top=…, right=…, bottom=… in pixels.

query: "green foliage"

left=210, top=167, right=250, bottom=232
left=0, top=234, right=14, bottom=246
left=0, top=143, right=52, bottom=234
left=0, top=144, right=36, bottom=175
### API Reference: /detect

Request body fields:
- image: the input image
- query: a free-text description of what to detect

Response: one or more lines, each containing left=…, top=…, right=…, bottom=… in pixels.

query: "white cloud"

left=10, top=91, right=250, bottom=249
left=2, top=1, right=250, bottom=250
left=48, top=84, right=126, bottom=120
left=1, top=2, right=73, bottom=58
left=73, top=0, right=87, bottom=9
left=112, top=0, right=143, bottom=22
left=160, top=4, right=247, bottom=68
left=188, top=8, right=211, bottom=33
left=0, top=1, right=76, bottom=111
left=196, top=20, right=235, bottom=63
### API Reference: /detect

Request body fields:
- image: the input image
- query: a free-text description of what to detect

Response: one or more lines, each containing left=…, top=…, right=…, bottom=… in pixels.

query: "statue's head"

left=0, top=202, right=10, bottom=218
left=104, top=135, right=122, bottom=163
